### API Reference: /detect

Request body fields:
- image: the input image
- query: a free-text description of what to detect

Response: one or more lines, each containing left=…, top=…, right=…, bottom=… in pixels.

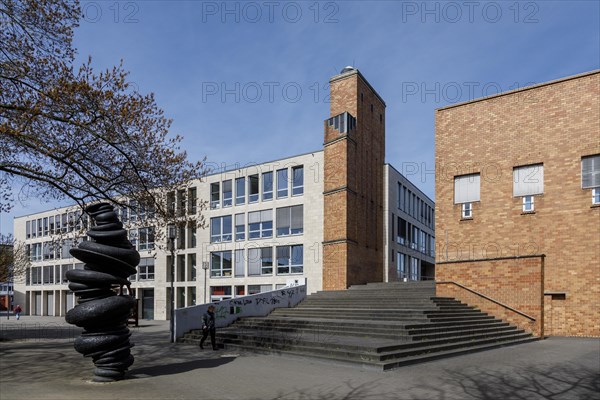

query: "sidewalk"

left=1, top=316, right=598, bottom=400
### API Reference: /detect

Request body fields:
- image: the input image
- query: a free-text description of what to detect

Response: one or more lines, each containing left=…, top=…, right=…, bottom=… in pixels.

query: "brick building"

left=435, top=70, right=600, bottom=337
left=12, top=67, right=436, bottom=320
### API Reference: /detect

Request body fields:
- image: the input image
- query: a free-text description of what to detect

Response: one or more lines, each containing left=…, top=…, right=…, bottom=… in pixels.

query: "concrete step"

left=180, top=282, right=537, bottom=370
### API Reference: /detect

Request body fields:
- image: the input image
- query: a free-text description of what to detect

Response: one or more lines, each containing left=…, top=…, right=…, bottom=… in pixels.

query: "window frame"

left=276, top=168, right=288, bottom=199
left=292, top=165, right=304, bottom=196
left=461, top=202, right=472, bottom=219
left=522, top=195, right=535, bottom=212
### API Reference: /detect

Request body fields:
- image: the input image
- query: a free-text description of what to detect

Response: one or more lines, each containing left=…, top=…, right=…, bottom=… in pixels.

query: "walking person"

left=14, top=304, right=22, bottom=320
left=199, top=305, right=217, bottom=350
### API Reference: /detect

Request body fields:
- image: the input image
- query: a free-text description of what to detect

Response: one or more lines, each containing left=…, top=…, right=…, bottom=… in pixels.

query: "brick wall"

left=436, top=256, right=544, bottom=336
left=435, top=71, right=600, bottom=337
left=323, top=69, right=385, bottom=289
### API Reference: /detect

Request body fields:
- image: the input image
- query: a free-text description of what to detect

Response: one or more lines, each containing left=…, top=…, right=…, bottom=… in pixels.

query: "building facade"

left=435, top=70, right=600, bottom=337
left=12, top=67, right=436, bottom=320
left=384, top=165, right=435, bottom=282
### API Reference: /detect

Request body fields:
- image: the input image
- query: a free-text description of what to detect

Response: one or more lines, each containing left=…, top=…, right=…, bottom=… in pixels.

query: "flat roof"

left=436, top=69, right=600, bottom=111
left=385, top=163, right=434, bottom=204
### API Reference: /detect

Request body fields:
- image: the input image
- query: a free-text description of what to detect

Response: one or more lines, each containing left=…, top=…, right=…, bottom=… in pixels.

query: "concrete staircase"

left=180, top=282, right=537, bottom=370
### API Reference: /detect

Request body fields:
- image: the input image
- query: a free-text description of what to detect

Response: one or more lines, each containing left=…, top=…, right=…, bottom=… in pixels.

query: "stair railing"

left=435, top=280, right=536, bottom=321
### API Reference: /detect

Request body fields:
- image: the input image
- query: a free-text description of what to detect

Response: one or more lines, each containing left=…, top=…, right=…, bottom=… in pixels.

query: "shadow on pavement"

left=129, top=356, right=237, bottom=378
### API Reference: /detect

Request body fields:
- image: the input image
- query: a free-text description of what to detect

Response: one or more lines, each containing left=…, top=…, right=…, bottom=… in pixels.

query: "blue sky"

left=2, top=0, right=599, bottom=235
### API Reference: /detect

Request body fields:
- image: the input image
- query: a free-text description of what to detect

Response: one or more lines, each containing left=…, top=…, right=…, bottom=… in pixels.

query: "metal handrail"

left=436, top=280, right=537, bottom=321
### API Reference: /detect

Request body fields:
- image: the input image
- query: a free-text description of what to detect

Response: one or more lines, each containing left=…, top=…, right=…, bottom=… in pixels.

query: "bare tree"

left=0, top=234, right=30, bottom=283
left=0, top=0, right=205, bottom=232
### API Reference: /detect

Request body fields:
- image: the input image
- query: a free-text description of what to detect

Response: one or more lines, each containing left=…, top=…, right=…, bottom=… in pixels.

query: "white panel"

left=513, top=164, right=544, bottom=196
left=582, top=155, right=600, bottom=189
left=260, top=209, right=272, bottom=222
left=454, top=174, right=480, bottom=204
left=248, top=211, right=260, bottom=224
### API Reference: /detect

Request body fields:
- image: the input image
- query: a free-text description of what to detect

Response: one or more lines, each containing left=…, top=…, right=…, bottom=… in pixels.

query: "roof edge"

left=436, top=69, right=600, bottom=112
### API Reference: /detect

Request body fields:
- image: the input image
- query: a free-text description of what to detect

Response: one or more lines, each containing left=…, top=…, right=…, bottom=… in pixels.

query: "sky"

left=2, top=0, right=599, bottom=235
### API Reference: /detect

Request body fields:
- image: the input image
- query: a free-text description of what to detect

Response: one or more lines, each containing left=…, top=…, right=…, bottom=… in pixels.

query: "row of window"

left=26, top=227, right=155, bottom=262
left=210, top=165, right=304, bottom=209
left=396, top=252, right=421, bottom=281
left=211, top=245, right=304, bottom=278
left=209, top=283, right=287, bottom=301
left=454, top=156, right=600, bottom=218
left=26, top=260, right=156, bottom=286
left=397, top=182, right=434, bottom=229
left=25, top=212, right=86, bottom=239
left=211, top=205, right=303, bottom=243
left=395, top=217, right=435, bottom=258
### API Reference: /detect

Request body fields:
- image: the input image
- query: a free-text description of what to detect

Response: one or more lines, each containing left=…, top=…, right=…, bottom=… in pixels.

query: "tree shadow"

left=129, top=356, right=237, bottom=378
left=265, top=379, right=399, bottom=400
left=410, top=362, right=600, bottom=400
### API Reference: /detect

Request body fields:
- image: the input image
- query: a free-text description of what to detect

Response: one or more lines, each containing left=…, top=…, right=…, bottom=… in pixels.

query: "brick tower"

left=322, top=67, right=386, bottom=290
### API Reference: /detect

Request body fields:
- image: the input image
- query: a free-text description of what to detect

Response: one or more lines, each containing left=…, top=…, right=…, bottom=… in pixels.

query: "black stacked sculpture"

left=65, top=203, right=139, bottom=382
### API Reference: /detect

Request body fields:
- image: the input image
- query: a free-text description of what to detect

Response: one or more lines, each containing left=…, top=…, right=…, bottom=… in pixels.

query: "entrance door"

left=142, top=289, right=154, bottom=320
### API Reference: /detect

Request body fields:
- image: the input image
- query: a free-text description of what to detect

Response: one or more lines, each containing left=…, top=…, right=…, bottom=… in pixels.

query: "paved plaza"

left=0, top=316, right=598, bottom=400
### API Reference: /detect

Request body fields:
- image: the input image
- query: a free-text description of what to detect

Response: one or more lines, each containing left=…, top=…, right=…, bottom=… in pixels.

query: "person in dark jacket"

left=200, top=305, right=217, bottom=350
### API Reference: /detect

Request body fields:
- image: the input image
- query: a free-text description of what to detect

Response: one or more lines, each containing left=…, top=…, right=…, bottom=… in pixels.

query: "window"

left=43, top=265, right=53, bottom=284
left=454, top=174, right=480, bottom=204
left=177, top=190, right=186, bottom=216
left=462, top=203, right=472, bottom=219
left=222, top=180, right=232, bottom=207
left=523, top=195, right=534, bottom=212
left=513, top=164, right=544, bottom=196
left=138, top=227, right=155, bottom=250
left=276, top=245, right=303, bottom=275
left=43, top=242, right=54, bottom=260
left=397, top=253, right=407, bottom=281
left=210, top=216, right=232, bottom=243
left=248, top=174, right=259, bottom=203
left=276, top=205, right=303, bottom=236
left=248, top=247, right=273, bottom=276
left=138, top=258, right=155, bottom=280
left=397, top=217, right=406, bottom=245
left=235, top=249, right=245, bottom=277
left=582, top=155, right=600, bottom=204
left=62, top=264, right=73, bottom=283
left=210, top=182, right=220, bottom=209
left=125, top=201, right=137, bottom=223
left=248, top=284, right=272, bottom=295
left=211, top=251, right=232, bottom=278
left=454, top=173, right=480, bottom=219
left=31, top=266, right=42, bottom=285
left=188, top=187, right=198, bottom=214
left=43, top=217, right=49, bottom=236
left=30, top=243, right=42, bottom=262
left=412, top=226, right=419, bottom=249
left=398, top=183, right=403, bottom=210
left=26, top=221, right=31, bottom=239
left=235, top=213, right=245, bottom=241
left=61, top=213, right=67, bottom=233
left=262, top=171, right=273, bottom=200
left=248, top=210, right=273, bottom=239
left=292, top=166, right=304, bottom=195
left=188, top=225, right=197, bottom=248
left=235, top=177, right=245, bottom=205
left=54, top=265, right=61, bottom=284
left=277, top=168, right=288, bottom=198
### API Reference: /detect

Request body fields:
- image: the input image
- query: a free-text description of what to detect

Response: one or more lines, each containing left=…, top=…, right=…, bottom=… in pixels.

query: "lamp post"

left=202, top=261, right=209, bottom=304
left=168, top=226, right=176, bottom=343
